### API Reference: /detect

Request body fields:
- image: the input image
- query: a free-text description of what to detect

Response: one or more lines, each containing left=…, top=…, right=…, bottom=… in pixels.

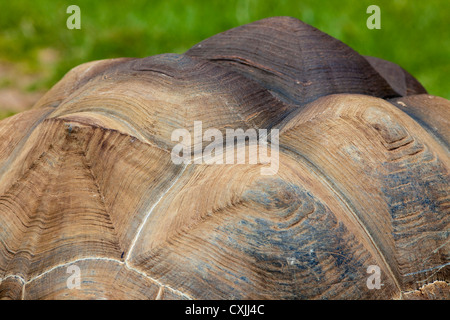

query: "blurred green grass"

left=0, top=0, right=448, bottom=119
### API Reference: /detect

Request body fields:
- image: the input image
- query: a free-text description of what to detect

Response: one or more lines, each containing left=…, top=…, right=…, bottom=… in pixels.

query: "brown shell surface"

left=0, top=17, right=448, bottom=300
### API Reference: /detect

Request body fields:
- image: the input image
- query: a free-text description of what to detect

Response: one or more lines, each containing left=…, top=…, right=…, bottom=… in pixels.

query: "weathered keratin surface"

left=0, top=17, right=448, bottom=300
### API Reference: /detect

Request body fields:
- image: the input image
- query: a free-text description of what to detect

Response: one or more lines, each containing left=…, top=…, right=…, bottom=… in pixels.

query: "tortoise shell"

left=0, top=17, right=448, bottom=300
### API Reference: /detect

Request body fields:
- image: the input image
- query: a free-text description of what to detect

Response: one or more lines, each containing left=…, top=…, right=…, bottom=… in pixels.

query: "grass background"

left=0, top=0, right=448, bottom=119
